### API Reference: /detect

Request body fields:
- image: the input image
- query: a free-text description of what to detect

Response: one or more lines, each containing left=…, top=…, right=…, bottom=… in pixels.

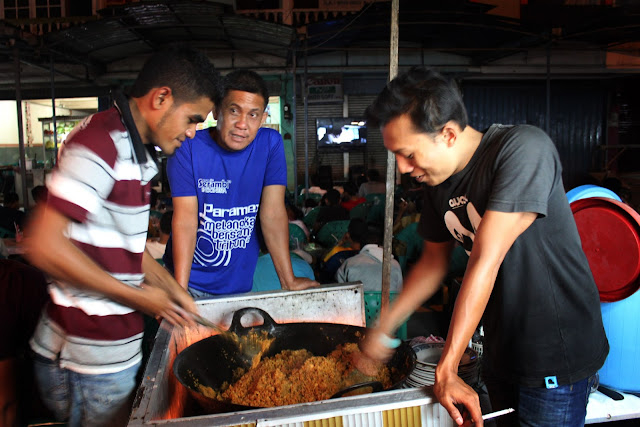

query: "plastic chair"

left=316, top=220, right=350, bottom=247
left=349, top=202, right=369, bottom=220
left=365, top=193, right=385, bottom=205
left=364, top=291, right=407, bottom=340
left=302, top=206, right=321, bottom=229
left=0, top=227, right=15, bottom=239
left=288, top=223, right=307, bottom=248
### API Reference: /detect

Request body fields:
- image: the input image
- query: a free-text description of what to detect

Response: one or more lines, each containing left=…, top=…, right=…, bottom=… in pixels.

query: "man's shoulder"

left=255, top=127, right=283, bottom=145
left=64, top=108, right=124, bottom=165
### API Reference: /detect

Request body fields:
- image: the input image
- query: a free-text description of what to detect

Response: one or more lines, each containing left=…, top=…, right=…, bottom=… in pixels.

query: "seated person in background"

left=286, top=203, right=310, bottom=240
left=0, top=193, right=26, bottom=234
left=299, top=175, right=328, bottom=197
left=393, top=197, right=421, bottom=234
left=302, top=197, right=319, bottom=216
left=252, top=233, right=315, bottom=292
left=336, top=225, right=403, bottom=292
left=312, top=188, right=349, bottom=236
left=340, top=182, right=366, bottom=211
left=0, top=259, right=51, bottom=427
left=31, top=186, right=48, bottom=208
left=358, top=169, right=386, bottom=197
left=146, top=210, right=173, bottom=260
left=318, top=218, right=367, bottom=283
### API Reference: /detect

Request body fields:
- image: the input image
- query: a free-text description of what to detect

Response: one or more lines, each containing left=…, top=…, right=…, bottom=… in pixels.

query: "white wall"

left=0, top=100, right=79, bottom=146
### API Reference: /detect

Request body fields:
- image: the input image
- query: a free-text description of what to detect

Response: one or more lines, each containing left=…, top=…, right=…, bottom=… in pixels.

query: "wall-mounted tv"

left=316, top=117, right=367, bottom=151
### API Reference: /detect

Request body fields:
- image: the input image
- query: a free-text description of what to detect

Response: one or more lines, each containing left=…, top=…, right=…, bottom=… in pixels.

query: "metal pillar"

left=14, top=46, right=29, bottom=212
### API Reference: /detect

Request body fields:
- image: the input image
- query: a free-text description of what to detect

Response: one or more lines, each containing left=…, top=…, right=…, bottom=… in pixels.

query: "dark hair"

left=325, top=189, right=341, bottom=206
left=366, top=169, right=381, bottom=182
left=217, top=70, right=269, bottom=110
left=31, top=185, right=48, bottom=203
left=285, top=202, right=304, bottom=220
left=159, top=210, right=173, bottom=235
left=363, top=225, right=383, bottom=246
left=150, top=189, right=158, bottom=209
left=343, top=182, right=358, bottom=196
left=304, top=198, right=319, bottom=208
left=365, top=66, right=468, bottom=134
left=129, top=46, right=221, bottom=105
left=4, top=192, right=19, bottom=205
left=348, top=218, right=368, bottom=244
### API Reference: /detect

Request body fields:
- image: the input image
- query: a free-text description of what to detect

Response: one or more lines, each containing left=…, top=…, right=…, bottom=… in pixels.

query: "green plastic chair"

left=364, top=193, right=385, bottom=205
left=288, top=223, right=307, bottom=248
left=0, top=227, right=15, bottom=238
left=316, top=220, right=350, bottom=247
left=302, top=206, right=321, bottom=229
left=349, top=202, right=369, bottom=220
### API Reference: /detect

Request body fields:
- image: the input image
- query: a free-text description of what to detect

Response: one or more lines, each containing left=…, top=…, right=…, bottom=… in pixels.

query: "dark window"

left=294, top=0, right=319, bottom=8
left=236, top=0, right=280, bottom=10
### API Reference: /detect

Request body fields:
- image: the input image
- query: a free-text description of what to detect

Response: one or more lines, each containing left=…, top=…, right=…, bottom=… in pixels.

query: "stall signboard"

left=307, top=75, right=343, bottom=103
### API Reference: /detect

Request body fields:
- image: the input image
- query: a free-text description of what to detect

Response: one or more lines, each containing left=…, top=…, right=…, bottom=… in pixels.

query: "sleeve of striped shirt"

left=47, top=128, right=118, bottom=224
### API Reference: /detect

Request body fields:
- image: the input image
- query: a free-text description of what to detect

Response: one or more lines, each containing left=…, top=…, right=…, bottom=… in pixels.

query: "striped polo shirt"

left=30, top=106, right=158, bottom=375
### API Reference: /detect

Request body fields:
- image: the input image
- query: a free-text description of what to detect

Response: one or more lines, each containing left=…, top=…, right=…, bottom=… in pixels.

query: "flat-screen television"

left=316, top=117, right=367, bottom=151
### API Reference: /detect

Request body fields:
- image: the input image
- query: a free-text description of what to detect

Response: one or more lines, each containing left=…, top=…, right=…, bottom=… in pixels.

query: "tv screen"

left=316, top=117, right=367, bottom=151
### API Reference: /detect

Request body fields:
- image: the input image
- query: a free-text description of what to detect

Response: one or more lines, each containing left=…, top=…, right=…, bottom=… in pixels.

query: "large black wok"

left=173, top=307, right=416, bottom=414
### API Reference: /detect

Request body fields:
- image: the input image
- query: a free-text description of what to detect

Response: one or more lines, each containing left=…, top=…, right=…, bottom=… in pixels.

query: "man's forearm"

left=171, top=222, right=197, bottom=290
left=143, top=249, right=181, bottom=293
left=261, top=212, right=295, bottom=289
left=379, top=251, right=449, bottom=335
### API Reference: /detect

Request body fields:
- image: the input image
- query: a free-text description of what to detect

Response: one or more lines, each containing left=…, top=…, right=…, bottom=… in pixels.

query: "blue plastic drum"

left=566, top=184, right=621, bottom=204
left=599, top=288, right=640, bottom=392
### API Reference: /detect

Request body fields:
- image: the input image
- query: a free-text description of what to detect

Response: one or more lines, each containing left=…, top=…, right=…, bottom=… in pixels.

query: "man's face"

left=214, top=90, right=267, bottom=151
left=382, top=114, right=457, bottom=187
left=151, top=96, right=214, bottom=156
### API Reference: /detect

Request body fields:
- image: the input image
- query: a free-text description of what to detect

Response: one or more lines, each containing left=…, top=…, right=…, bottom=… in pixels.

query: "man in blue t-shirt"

left=164, top=70, right=318, bottom=297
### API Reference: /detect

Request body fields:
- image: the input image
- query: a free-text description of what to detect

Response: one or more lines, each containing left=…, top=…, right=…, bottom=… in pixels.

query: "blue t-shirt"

left=164, top=127, right=287, bottom=294
left=251, top=253, right=315, bottom=292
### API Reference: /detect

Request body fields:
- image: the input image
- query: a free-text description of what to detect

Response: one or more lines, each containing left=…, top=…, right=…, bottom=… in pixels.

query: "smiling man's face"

left=382, top=113, right=458, bottom=187
left=213, top=90, right=267, bottom=151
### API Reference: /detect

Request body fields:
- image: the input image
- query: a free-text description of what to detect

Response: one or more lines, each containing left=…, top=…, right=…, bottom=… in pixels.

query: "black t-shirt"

left=419, top=124, right=608, bottom=387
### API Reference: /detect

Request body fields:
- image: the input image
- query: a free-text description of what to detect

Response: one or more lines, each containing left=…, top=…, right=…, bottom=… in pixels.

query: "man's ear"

left=441, top=121, right=459, bottom=147
left=260, top=109, right=268, bottom=126
left=152, top=87, right=173, bottom=110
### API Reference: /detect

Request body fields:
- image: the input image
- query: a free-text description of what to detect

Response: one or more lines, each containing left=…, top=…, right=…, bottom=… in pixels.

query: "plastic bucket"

left=598, top=288, right=640, bottom=392
left=566, top=184, right=621, bottom=204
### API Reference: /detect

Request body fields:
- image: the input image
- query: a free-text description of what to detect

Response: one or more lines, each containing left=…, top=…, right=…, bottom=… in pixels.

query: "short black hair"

left=367, top=169, right=381, bottom=182
left=365, top=66, right=468, bottom=135
left=348, top=218, right=368, bottom=244
left=129, top=46, right=221, bottom=105
left=217, top=70, right=269, bottom=110
left=159, top=211, right=173, bottom=235
left=343, top=182, right=358, bottom=196
left=31, top=185, right=48, bottom=203
left=325, top=189, right=341, bottom=206
left=4, top=192, right=19, bottom=205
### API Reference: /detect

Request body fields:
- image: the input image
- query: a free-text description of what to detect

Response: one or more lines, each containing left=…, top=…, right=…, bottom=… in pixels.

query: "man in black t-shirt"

left=360, top=67, right=608, bottom=427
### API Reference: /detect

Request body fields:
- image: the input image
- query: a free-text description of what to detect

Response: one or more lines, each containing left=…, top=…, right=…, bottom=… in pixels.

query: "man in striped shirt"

left=25, top=47, right=220, bottom=427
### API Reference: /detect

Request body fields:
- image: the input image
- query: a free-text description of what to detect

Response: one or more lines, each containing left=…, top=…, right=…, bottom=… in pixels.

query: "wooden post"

left=381, top=0, right=399, bottom=317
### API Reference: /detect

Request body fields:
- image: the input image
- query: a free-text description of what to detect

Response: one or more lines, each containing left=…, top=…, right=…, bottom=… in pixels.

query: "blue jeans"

left=484, top=374, right=597, bottom=427
left=188, top=286, right=219, bottom=300
left=33, top=353, right=140, bottom=427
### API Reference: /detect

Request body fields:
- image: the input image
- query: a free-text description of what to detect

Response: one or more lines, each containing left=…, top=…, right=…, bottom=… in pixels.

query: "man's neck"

left=128, top=97, right=149, bottom=144
left=454, top=125, right=483, bottom=174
